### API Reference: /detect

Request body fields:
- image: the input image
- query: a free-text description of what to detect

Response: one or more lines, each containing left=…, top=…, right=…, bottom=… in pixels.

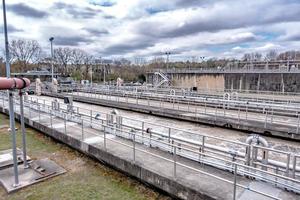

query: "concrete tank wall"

left=148, top=73, right=300, bottom=92
left=225, top=73, right=300, bottom=92
left=170, top=74, right=225, bottom=90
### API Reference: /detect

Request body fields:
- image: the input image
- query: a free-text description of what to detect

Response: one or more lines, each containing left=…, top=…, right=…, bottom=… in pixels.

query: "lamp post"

left=165, top=52, right=171, bottom=71
left=2, top=0, right=20, bottom=187
left=90, top=66, right=93, bottom=86
left=49, top=37, right=54, bottom=82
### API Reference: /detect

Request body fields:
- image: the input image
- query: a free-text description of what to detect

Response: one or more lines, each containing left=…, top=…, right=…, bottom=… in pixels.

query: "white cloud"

left=0, top=0, right=299, bottom=59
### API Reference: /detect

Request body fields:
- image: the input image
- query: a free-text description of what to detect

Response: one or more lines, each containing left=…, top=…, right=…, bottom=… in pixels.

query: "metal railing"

left=43, top=90, right=300, bottom=136
left=1, top=93, right=300, bottom=199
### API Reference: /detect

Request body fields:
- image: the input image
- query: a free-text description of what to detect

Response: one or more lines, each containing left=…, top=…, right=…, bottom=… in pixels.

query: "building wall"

left=225, top=73, right=300, bottom=92
left=147, top=73, right=300, bottom=92
left=170, top=74, right=225, bottom=90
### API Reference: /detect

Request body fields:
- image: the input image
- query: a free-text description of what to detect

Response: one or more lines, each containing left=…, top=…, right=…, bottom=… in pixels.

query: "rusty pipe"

left=0, top=77, right=30, bottom=90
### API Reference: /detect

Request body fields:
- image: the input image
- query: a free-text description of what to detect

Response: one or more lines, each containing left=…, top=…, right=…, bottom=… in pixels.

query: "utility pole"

left=49, top=37, right=54, bottom=82
left=90, top=66, right=93, bottom=86
left=2, top=0, right=20, bottom=187
left=165, top=52, right=171, bottom=70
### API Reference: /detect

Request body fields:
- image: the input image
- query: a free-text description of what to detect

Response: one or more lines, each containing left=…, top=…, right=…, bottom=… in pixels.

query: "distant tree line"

left=0, top=38, right=300, bottom=83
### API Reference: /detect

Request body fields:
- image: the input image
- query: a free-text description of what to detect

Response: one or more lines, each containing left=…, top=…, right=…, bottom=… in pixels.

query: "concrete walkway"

left=1, top=100, right=299, bottom=199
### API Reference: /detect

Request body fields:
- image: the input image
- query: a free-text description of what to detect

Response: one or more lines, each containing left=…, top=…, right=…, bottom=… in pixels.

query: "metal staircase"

left=154, top=71, right=170, bottom=87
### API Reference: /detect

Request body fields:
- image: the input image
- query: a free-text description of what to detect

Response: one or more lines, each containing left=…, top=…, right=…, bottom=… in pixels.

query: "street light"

left=49, top=37, right=54, bottom=82
left=165, top=52, right=171, bottom=70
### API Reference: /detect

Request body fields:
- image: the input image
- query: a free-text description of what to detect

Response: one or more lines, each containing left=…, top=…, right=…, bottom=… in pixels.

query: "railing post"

left=81, top=119, right=84, bottom=141
left=50, top=111, right=53, bottom=129
left=149, top=131, right=152, bottom=147
left=64, top=114, right=67, bottom=134
left=233, top=164, right=237, bottom=200
left=201, top=136, right=205, bottom=164
left=297, top=115, right=300, bottom=134
left=264, top=110, right=268, bottom=128
left=133, top=134, right=136, bottom=162
left=238, top=105, right=240, bottom=125
left=271, top=108, right=274, bottom=124
left=286, top=153, right=291, bottom=176
left=38, top=104, right=41, bottom=122
left=246, top=104, right=248, bottom=120
left=173, top=146, right=177, bottom=180
left=104, top=126, right=107, bottom=151
left=142, top=121, right=144, bottom=144
left=214, top=105, right=217, bottom=121
left=90, top=110, right=92, bottom=126
left=168, top=128, right=171, bottom=152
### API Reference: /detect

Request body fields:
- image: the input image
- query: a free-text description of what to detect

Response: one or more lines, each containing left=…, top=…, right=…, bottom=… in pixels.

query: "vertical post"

left=50, top=37, right=54, bottom=81
left=168, top=128, right=171, bottom=152
left=264, top=110, right=268, bottom=128
left=246, top=104, right=248, bottom=120
left=149, top=131, right=152, bottom=147
left=50, top=110, right=53, bottom=129
left=64, top=114, right=66, bottom=134
left=233, top=164, right=237, bottom=200
left=81, top=119, right=84, bottom=141
left=173, top=146, right=177, bottom=179
left=141, top=121, right=144, bottom=144
left=90, top=109, right=92, bottom=125
left=38, top=104, right=41, bottom=122
left=133, top=134, right=136, bottom=162
left=292, top=156, right=297, bottom=179
left=19, top=91, right=28, bottom=168
left=275, top=166, right=278, bottom=186
left=104, top=126, right=107, bottom=151
left=214, top=104, right=217, bottom=121
left=238, top=105, right=240, bottom=125
left=286, top=153, right=291, bottom=176
left=8, top=91, right=19, bottom=187
left=297, top=115, right=300, bottom=134
left=201, top=136, right=205, bottom=163
left=271, top=107, right=274, bottom=124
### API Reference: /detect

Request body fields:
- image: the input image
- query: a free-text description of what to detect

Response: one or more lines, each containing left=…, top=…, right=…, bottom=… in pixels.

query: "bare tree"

left=265, top=50, right=278, bottom=61
left=253, top=52, right=262, bottom=61
left=242, top=53, right=252, bottom=61
left=9, top=39, right=42, bottom=68
left=70, top=48, right=86, bottom=71
left=54, top=47, right=73, bottom=74
left=83, top=54, right=95, bottom=80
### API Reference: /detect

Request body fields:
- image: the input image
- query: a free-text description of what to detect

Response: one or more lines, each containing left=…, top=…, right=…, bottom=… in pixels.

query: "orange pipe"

left=0, top=77, right=30, bottom=90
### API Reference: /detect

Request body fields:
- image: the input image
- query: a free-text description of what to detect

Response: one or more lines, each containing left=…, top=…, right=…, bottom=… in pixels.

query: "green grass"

left=0, top=114, right=170, bottom=200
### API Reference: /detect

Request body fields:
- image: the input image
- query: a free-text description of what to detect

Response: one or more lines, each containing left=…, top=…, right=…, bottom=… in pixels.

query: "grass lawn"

left=0, top=114, right=171, bottom=200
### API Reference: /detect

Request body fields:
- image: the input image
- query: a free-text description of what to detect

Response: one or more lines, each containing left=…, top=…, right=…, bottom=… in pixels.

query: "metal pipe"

left=0, top=77, right=30, bottom=90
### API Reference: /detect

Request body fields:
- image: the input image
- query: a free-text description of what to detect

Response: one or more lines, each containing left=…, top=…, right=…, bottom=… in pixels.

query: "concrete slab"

left=84, top=136, right=102, bottom=144
left=0, top=158, right=66, bottom=193
left=0, top=149, right=28, bottom=169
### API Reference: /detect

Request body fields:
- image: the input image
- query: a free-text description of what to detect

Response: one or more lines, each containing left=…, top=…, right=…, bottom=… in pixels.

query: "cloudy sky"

left=2, top=0, right=300, bottom=60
